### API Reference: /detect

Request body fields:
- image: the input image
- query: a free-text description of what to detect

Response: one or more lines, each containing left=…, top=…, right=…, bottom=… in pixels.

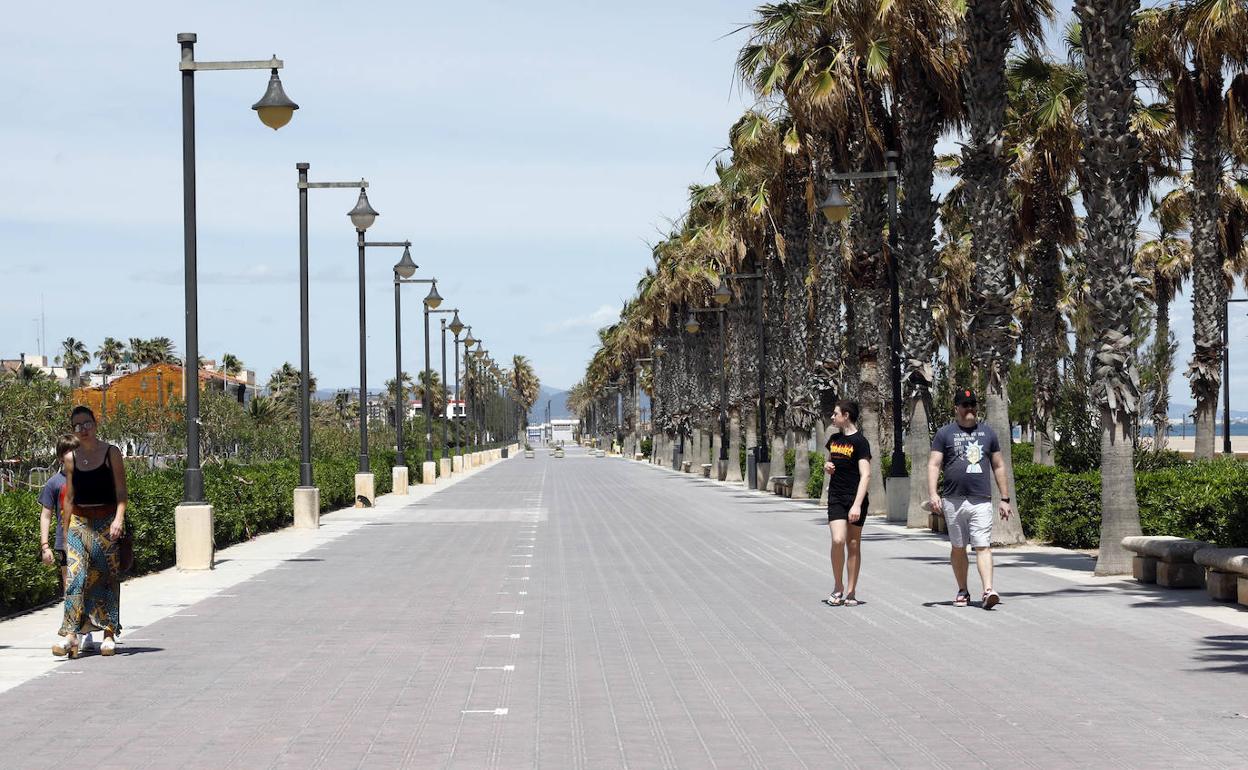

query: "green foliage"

left=0, top=375, right=70, bottom=475
left=807, top=452, right=824, bottom=498
left=1007, top=362, right=1035, bottom=430
left=880, top=452, right=913, bottom=477
left=0, top=489, right=60, bottom=616
left=1012, top=441, right=1035, bottom=468
left=1013, top=457, right=1248, bottom=549
left=1053, top=378, right=1101, bottom=472
left=640, top=437, right=653, bottom=458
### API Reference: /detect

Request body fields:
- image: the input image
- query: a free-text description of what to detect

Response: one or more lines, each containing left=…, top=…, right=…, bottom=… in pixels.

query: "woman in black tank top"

left=53, top=405, right=128, bottom=658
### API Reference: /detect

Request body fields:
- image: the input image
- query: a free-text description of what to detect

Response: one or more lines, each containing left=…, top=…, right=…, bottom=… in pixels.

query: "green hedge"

left=1013, top=456, right=1248, bottom=550
left=1, top=450, right=410, bottom=617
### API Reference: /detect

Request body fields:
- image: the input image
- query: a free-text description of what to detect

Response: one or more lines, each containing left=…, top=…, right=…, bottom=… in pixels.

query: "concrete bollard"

left=452, top=455, right=464, bottom=473
left=392, top=466, right=409, bottom=495
left=293, top=486, right=320, bottom=529
left=354, top=472, right=375, bottom=507
left=439, top=457, right=452, bottom=479
left=422, top=461, right=437, bottom=485
left=175, top=502, right=215, bottom=570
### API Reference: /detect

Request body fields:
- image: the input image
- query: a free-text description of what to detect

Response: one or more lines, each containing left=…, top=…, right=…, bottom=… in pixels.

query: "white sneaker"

left=80, top=633, right=96, bottom=653
left=100, top=636, right=116, bottom=656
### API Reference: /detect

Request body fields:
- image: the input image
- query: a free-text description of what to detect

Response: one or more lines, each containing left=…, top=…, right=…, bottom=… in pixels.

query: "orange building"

left=72, top=363, right=249, bottom=418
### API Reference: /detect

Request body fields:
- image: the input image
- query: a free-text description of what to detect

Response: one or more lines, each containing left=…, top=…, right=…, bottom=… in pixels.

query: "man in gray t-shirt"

left=926, top=389, right=1013, bottom=609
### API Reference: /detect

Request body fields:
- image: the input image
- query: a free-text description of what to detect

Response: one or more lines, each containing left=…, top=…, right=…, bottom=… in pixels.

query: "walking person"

left=926, top=389, right=1013, bottom=609
left=52, top=406, right=127, bottom=658
left=822, top=400, right=871, bottom=607
left=39, top=435, right=98, bottom=653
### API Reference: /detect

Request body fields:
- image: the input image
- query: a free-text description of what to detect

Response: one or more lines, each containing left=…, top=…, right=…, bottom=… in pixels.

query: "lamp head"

left=463, top=327, right=477, bottom=348
left=818, top=183, right=850, bottom=223
left=252, top=67, right=298, bottom=130
left=424, top=282, right=443, bottom=309
left=685, top=313, right=700, bottom=334
left=347, top=186, right=378, bottom=231
left=393, top=243, right=417, bottom=279
left=449, top=310, right=464, bottom=336
left=713, top=277, right=732, bottom=306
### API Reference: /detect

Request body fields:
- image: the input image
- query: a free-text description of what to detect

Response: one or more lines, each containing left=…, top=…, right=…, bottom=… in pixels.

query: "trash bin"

left=746, top=446, right=758, bottom=490
left=501, top=447, right=509, bottom=459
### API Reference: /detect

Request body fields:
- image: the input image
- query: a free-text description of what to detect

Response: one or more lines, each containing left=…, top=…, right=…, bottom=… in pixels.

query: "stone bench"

left=772, top=475, right=794, bottom=496
left=1122, top=536, right=1210, bottom=588
left=700, top=463, right=713, bottom=478
left=928, top=512, right=947, bottom=534
left=681, top=461, right=692, bottom=473
left=1193, top=548, right=1248, bottom=604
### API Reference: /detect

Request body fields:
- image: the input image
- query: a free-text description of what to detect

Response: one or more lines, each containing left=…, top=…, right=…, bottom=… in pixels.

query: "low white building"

left=550, top=419, right=577, bottom=445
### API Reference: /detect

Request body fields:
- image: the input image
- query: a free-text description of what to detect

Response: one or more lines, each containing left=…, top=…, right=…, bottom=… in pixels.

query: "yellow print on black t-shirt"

left=827, top=441, right=856, bottom=459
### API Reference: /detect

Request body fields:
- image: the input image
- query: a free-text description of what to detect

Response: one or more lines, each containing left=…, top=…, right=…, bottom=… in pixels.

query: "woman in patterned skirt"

left=52, top=406, right=127, bottom=657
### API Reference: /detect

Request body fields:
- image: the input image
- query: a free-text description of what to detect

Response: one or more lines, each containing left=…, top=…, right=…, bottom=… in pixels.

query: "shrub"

left=0, top=449, right=414, bottom=617
left=807, top=452, right=825, bottom=499
left=1030, top=471, right=1102, bottom=549
left=1012, top=441, right=1035, bottom=468
left=1136, top=458, right=1248, bottom=546
left=1013, top=462, right=1059, bottom=539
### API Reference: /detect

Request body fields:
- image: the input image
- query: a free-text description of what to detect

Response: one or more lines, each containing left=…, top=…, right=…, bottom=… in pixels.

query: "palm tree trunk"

left=905, top=395, right=933, bottom=527
left=726, top=407, right=744, bottom=483
left=1077, top=0, right=1145, bottom=573
left=1152, top=290, right=1173, bottom=449
left=791, top=428, right=811, bottom=499
left=1188, top=65, right=1226, bottom=460
left=858, top=358, right=888, bottom=514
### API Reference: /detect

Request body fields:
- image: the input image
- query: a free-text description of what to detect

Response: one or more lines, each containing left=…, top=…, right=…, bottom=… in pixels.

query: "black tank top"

left=73, top=446, right=118, bottom=505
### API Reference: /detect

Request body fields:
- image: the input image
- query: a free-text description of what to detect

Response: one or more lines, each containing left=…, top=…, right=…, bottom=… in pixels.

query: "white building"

left=550, top=419, right=577, bottom=445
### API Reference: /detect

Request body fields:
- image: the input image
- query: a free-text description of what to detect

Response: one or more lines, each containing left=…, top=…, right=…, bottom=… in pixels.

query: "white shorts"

left=942, top=497, right=993, bottom=549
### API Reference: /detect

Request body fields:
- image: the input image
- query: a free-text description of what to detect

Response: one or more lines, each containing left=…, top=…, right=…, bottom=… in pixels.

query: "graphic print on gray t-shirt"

left=931, top=421, right=1001, bottom=502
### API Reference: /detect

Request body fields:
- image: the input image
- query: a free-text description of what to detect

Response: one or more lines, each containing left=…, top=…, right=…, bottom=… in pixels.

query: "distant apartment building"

left=71, top=362, right=257, bottom=416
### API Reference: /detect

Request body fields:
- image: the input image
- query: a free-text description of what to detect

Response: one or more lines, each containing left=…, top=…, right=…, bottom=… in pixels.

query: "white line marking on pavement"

left=461, top=708, right=509, bottom=715
left=508, top=564, right=532, bottom=568
left=503, top=577, right=530, bottom=581
left=518, top=591, right=528, bottom=595
left=475, top=665, right=516, bottom=671
left=170, top=614, right=199, bottom=617
left=485, top=633, right=521, bottom=639
left=491, top=610, right=525, bottom=615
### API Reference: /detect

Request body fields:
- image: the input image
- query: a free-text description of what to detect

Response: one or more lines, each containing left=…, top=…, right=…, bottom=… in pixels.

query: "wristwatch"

left=1000, top=497, right=1011, bottom=503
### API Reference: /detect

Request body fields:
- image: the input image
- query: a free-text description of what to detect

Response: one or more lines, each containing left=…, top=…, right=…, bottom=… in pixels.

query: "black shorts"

left=828, top=496, right=868, bottom=527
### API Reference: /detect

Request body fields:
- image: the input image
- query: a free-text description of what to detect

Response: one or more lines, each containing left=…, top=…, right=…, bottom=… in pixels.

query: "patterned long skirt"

left=59, top=515, right=121, bottom=637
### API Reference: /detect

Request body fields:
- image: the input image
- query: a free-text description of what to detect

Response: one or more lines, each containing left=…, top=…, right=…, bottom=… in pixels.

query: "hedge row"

left=0, top=450, right=409, bottom=617
left=1014, top=457, right=1248, bottom=550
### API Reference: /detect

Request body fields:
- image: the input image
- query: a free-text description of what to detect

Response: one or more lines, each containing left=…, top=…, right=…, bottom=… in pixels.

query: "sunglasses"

left=72, top=420, right=95, bottom=431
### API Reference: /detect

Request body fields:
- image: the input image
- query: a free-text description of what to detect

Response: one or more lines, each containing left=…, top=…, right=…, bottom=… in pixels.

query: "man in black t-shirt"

left=822, top=400, right=872, bottom=607
left=926, top=388, right=1014, bottom=609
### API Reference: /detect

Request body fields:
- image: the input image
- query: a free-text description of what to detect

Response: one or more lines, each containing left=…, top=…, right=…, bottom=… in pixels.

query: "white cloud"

left=545, top=305, right=620, bottom=334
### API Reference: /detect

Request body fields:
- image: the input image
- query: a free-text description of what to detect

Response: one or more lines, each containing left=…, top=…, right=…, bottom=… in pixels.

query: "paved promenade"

left=2, top=447, right=1247, bottom=768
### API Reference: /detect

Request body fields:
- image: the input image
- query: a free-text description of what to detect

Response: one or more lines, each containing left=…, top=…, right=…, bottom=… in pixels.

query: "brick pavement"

left=2, top=448, right=1247, bottom=768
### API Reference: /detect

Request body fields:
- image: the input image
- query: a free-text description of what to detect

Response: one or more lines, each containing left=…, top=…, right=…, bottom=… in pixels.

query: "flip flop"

left=844, top=596, right=860, bottom=607
left=822, top=592, right=845, bottom=607
left=954, top=589, right=971, bottom=607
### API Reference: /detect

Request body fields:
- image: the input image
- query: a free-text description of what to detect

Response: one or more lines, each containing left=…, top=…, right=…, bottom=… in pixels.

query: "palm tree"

left=1137, top=1, right=1248, bottom=458
left=1006, top=52, right=1084, bottom=465
left=415, top=370, right=447, bottom=418
left=1076, top=0, right=1146, bottom=574
left=58, top=337, right=90, bottom=385
left=509, top=355, right=541, bottom=439
left=246, top=394, right=283, bottom=425
left=267, top=362, right=314, bottom=407
left=95, top=337, right=125, bottom=417
left=383, top=372, right=414, bottom=426
left=1135, top=190, right=1193, bottom=449
left=959, top=0, right=1052, bottom=544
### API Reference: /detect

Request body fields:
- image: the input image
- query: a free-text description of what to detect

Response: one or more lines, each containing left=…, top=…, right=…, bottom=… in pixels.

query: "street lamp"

left=396, top=275, right=440, bottom=481
left=176, top=33, right=296, bottom=570
left=355, top=226, right=418, bottom=504
left=819, top=150, right=907, bottom=521
left=386, top=242, right=418, bottom=495
left=429, top=307, right=461, bottom=475
left=295, top=165, right=371, bottom=525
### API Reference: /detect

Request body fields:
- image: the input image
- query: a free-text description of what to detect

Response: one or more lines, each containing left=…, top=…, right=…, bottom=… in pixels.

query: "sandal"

left=844, top=595, right=860, bottom=607
left=982, top=589, right=1000, bottom=610
left=822, top=591, right=845, bottom=607
left=52, top=634, right=79, bottom=658
left=954, top=589, right=971, bottom=607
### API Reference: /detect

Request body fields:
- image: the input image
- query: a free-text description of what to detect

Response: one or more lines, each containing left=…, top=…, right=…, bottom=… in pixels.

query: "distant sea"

left=1139, top=423, right=1248, bottom=438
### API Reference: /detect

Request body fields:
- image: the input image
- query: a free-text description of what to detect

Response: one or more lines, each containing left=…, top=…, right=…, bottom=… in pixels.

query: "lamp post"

left=295, top=166, right=371, bottom=526
left=819, top=150, right=907, bottom=521
left=722, top=272, right=767, bottom=487
left=1225, top=298, right=1248, bottom=455
left=451, top=316, right=467, bottom=468
left=462, top=327, right=477, bottom=458
left=396, top=277, right=441, bottom=481
left=176, top=33, right=297, bottom=570
left=686, top=304, right=729, bottom=477
left=428, top=308, right=461, bottom=475
left=352, top=226, right=415, bottom=505
left=387, top=242, right=417, bottom=494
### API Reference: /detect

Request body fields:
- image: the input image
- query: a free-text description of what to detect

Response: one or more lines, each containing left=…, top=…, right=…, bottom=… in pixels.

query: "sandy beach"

left=1153, top=435, right=1248, bottom=458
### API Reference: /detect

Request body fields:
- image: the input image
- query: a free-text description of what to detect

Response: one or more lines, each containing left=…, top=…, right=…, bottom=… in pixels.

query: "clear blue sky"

left=1, top=1, right=1243, bottom=404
